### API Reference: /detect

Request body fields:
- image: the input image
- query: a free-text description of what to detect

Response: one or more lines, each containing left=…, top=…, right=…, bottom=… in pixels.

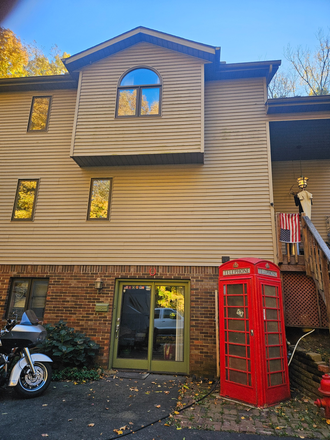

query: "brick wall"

left=0, top=264, right=219, bottom=376
left=289, top=347, right=330, bottom=399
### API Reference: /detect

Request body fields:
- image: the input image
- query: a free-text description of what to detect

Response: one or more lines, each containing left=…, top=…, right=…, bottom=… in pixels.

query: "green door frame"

left=109, top=279, right=190, bottom=374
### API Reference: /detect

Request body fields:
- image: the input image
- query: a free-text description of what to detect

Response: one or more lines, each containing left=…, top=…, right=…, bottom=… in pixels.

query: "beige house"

left=0, top=27, right=329, bottom=376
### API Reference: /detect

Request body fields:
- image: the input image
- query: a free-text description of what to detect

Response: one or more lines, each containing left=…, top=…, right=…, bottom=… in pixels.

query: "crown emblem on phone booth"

left=233, top=262, right=239, bottom=268
left=266, top=263, right=270, bottom=268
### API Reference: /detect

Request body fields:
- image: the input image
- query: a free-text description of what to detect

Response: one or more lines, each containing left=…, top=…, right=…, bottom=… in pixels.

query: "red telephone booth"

left=218, top=258, right=290, bottom=407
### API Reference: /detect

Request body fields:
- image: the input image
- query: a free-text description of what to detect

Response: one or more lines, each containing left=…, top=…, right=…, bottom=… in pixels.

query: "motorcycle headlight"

left=37, top=330, right=47, bottom=343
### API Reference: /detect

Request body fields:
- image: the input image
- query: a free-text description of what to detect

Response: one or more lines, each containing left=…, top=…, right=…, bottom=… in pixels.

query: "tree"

left=0, top=27, right=29, bottom=77
left=269, top=29, right=330, bottom=98
left=268, top=71, right=297, bottom=99
left=25, top=45, right=70, bottom=76
left=13, top=181, right=37, bottom=219
left=89, top=180, right=111, bottom=219
left=0, top=27, right=69, bottom=78
left=156, top=286, right=184, bottom=315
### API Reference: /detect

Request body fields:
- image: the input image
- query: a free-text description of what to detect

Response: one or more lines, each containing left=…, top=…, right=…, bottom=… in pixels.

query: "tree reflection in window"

left=12, top=179, right=39, bottom=220
left=117, top=68, right=161, bottom=117
left=88, top=179, right=112, bottom=220
left=28, top=96, right=51, bottom=131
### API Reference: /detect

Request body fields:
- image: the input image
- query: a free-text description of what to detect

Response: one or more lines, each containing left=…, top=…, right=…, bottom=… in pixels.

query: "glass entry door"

left=111, top=281, right=189, bottom=374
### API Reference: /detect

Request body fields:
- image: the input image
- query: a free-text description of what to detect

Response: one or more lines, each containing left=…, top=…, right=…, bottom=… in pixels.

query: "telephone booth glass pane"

left=262, top=284, right=285, bottom=387
left=223, top=283, right=251, bottom=387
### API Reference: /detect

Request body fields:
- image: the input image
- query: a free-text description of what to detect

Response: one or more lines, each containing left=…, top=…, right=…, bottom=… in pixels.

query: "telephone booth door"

left=258, top=278, right=289, bottom=405
left=220, top=279, right=258, bottom=405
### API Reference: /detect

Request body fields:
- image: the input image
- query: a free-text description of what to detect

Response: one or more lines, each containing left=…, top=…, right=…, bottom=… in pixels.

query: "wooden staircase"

left=301, top=215, right=330, bottom=328
left=276, top=213, right=330, bottom=330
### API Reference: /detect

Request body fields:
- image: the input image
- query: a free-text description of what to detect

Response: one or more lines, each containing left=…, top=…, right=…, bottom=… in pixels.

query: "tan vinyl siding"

left=73, top=42, right=205, bottom=156
left=272, top=160, right=330, bottom=241
left=0, top=77, right=276, bottom=266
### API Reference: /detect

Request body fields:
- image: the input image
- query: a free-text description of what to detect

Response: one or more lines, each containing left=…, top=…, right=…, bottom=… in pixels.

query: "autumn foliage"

left=0, top=27, right=69, bottom=78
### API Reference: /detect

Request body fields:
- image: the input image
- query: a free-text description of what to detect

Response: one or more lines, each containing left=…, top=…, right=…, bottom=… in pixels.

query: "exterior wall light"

left=297, top=176, right=308, bottom=189
left=95, top=278, right=103, bottom=292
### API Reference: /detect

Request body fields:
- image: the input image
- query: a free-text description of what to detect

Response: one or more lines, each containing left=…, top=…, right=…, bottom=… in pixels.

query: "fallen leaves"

left=88, top=423, right=95, bottom=427
left=113, top=425, right=129, bottom=434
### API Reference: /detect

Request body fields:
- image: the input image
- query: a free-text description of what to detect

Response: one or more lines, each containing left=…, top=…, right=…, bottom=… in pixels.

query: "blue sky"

left=2, top=0, right=330, bottom=72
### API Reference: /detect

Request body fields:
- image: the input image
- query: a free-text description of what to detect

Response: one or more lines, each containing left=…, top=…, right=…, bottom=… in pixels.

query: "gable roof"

left=63, top=26, right=220, bottom=73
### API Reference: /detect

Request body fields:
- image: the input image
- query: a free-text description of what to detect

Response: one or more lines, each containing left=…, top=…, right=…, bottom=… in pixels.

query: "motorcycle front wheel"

left=15, top=361, right=52, bottom=398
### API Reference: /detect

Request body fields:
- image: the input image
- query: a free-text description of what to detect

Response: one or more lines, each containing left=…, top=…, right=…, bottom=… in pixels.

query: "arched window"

left=116, top=68, right=161, bottom=117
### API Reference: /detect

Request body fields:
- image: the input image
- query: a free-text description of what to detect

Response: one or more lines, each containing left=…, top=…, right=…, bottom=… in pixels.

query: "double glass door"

left=111, top=281, right=189, bottom=374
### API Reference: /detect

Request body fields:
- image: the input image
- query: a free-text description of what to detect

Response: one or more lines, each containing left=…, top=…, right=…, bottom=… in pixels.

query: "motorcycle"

left=0, top=309, right=52, bottom=398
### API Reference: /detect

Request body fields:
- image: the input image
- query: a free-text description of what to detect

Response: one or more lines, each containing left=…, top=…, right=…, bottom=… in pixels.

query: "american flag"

left=279, top=213, right=300, bottom=243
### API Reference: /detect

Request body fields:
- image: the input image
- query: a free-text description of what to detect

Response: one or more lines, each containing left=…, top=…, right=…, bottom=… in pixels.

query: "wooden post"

left=295, top=243, right=299, bottom=264
left=302, top=217, right=312, bottom=277
left=320, top=253, right=330, bottom=331
left=286, top=243, right=291, bottom=263
left=276, top=213, right=283, bottom=263
left=215, top=290, right=220, bottom=378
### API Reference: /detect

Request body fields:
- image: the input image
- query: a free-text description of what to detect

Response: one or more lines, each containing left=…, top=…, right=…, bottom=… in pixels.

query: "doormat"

left=116, top=371, right=150, bottom=380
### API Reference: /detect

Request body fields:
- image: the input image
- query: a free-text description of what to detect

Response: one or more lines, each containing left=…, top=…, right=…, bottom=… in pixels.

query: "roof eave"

left=266, top=95, right=330, bottom=114
left=0, top=74, right=78, bottom=93
left=205, top=60, right=281, bottom=84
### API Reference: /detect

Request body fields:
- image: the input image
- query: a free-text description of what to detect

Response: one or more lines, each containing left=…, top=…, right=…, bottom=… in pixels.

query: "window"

left=28, top=96, right=51, bottom=131
left=88, top=178, right=112, bottom=220
left=116, top=68, right=161, bottom=117
left=12, top=179, right=39, bottom=220
left=7, top=278, right=49, bottom=320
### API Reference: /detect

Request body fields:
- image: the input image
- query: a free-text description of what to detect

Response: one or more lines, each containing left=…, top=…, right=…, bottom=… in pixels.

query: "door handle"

left=115, top=318, right=120, bottom=339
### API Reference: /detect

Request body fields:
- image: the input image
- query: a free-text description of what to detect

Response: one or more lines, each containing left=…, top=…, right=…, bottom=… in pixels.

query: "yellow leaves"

left=173, top=411, right=180, bottom=415
left=88, top=423, right=95, bottom=427
left=0, top=27, right=29, bottom=78
left=0, top=27, right=69, bottom=78
left=113, top=425, right=129, bottom=435
left=13, top=180, right=38, bottom=219
left=326, top=419, right=330, bottom=425
left=155, top=404, right=161, bottom=408
left=129, top=387, right=139, bottom=392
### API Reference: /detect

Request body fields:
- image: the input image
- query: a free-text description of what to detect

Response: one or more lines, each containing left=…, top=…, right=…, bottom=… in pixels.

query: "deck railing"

left=301, top=215, right=330, bottom=312
left=276, top=213, right=330, bottom=329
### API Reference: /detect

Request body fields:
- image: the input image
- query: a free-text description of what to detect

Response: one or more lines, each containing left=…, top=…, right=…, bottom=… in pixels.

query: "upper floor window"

left=12, top=179, right=39, bottom=221
left=28, top=96, right=51, bottom=131
left=116, top=68, right=161, bottom=117
left=87, top=178, right=112, bottom=220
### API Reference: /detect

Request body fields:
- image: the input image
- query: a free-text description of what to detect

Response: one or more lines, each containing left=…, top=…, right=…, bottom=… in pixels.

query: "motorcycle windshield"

left=20, top=310, right=39, bottom=326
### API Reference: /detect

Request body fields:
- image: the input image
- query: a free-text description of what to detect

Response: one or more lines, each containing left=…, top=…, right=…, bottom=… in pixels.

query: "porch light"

left=95, top=278, right=103, bottom=292
left=297, top=176, right=308, bottom=189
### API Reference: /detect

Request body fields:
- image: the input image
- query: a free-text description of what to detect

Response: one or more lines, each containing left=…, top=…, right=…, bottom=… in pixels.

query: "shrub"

left=37, top=320, right=100, bottom=370
left=52, top=366, right=102, bottom=383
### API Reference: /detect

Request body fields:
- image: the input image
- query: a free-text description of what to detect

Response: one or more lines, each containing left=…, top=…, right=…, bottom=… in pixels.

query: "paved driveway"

left=0, top=372, right=316, bottom=440
left=0, top=373, right=183, bottom=440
